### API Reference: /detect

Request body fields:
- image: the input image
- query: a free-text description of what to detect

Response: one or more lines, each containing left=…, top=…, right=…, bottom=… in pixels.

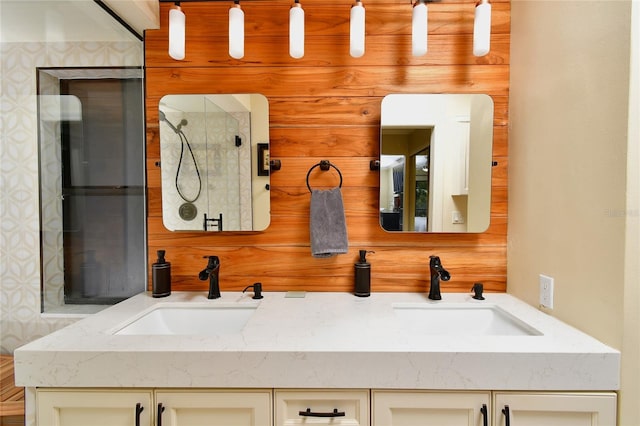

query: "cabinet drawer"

left=155, top=389, right=272, bottom=426
left=275, top=389, right=369, bottom=426
left=493, top=392, right=617, bottom=426
left=36, top=388, right=153, bottom=426
left=372, top=390, right=490, bottom=426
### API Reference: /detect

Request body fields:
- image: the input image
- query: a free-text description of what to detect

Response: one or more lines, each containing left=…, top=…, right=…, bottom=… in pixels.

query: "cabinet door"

left=372, top=390, right=490, bottom=426
left=275, top=389, right=369, bottom=426
left=36, top=389, right=152, bottom=426
left=155, top=389, right=272, bottom=426
left=493, top=392, right=617, bottom=426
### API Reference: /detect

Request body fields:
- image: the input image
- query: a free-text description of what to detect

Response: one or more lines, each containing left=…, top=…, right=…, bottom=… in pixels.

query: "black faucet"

left=428, top=255, right=451, bottom=300
left=199, top=256, right=221, bottom=299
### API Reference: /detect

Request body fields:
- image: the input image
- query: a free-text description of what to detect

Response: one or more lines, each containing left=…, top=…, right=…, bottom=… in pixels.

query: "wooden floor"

left=0, top=355, right=24, bottom=425
left=0, top=416, right=23, bottom=426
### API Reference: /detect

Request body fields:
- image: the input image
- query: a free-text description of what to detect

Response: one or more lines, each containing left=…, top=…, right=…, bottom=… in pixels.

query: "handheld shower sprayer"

left=176, top=118, right=188, bottom=132
left=158, top=109, right=202, bottom=204
left=159, top=110, right=187, bottom=134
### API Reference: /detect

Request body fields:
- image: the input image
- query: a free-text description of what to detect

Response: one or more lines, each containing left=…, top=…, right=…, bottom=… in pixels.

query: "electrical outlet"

left=539, top=274, right=554, bottom=309
left=452, top=211, right=465, bottom=224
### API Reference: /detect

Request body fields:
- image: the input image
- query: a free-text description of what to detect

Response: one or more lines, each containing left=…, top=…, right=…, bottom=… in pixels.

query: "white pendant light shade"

left=168, top=5, right=185, bottom=60
left=229, top=2, right=245, bottom=59
left=350, top=0, right=365, bottom=58
left=473, top=0, right=491, bottom=57
left=289, top=1, right=305, bottom=59
left=412, top=1, right=427, bottom=57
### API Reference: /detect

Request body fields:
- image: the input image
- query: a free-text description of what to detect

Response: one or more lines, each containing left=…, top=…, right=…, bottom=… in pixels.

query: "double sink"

left=114, top=297, right=541, bottom=337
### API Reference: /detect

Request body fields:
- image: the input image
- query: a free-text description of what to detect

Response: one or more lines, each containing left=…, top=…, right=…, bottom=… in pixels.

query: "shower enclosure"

left=37, top=67, right=146, bottom=309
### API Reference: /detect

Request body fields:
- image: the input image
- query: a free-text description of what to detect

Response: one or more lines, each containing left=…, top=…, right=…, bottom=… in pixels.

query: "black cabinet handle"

left=298, top=408, right=346, bottom=418
left=502, top=405, right=511, bottom=426
left=135, top=403, right=144, bottom=426
left=157, top=403, right=166, bottom=426
left=480, top=403, right=488, bottom=426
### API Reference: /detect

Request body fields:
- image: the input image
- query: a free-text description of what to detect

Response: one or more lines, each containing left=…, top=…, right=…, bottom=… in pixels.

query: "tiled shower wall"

left=160, top=110, right=253, bottom=231
left=0, top=41, right=142, bottom=353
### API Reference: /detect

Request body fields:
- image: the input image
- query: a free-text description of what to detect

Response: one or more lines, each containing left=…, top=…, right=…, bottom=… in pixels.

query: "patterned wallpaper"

left=0, top=41, right=142, bottom=353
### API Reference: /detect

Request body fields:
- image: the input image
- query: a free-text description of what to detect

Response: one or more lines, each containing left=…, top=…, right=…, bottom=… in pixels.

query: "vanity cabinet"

left=36, top=389, right=153, bottom=426
left=372, top=390, right=617, bottom=426
left=275, top=389, right=369, bottom=426
left=372, top=390, right=490, bottom=426
left=34, top=388, right=617, bottom=426
left=35, top=388, right=271, bottom=426
left=493, top=392, right=617, bottom=426
left=155, top=389, right=272, bottom=426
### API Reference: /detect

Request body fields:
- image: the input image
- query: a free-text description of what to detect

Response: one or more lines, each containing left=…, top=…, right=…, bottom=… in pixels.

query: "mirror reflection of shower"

left=159, top=94, right=267, bottom=232
left=159, top=110, right=202, bottom=222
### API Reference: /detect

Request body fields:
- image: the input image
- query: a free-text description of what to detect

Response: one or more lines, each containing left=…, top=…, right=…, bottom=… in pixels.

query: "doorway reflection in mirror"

left=380, top=94, right=493, bottom=233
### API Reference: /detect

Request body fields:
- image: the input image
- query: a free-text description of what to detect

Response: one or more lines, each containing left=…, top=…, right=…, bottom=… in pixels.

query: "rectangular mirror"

left=159, top=94, right=270, bottom=232
left=380, top=94, right=493, bottom=233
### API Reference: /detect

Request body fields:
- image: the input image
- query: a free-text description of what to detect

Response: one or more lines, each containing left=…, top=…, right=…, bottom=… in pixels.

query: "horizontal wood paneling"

left=145, top=0, right=509, bottom=294
left=145, top=66, right=510, bottom=103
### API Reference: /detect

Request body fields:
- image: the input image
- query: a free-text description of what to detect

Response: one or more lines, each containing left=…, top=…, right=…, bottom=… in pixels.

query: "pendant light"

left=350, top=0, right=365, bottom=58
left=289, top=0, right=305, bottom=58
left=229, top=0, right=244, bottom=59
left=168, top=2, right=185, bottom=60
left=412, top=0, right=427, bottom=56
left=473, top=0, right=491, bottom=57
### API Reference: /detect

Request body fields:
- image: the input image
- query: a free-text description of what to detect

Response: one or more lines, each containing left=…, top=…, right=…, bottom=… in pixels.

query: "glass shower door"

left=39, top=70, right=146, bottom=308
left=204, top=97, right=241, bottom=231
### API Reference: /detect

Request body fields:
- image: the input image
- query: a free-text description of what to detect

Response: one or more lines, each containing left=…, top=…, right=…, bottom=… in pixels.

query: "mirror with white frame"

left=159, top=94, right=270, bottom=232
left=380, top=94, right=493, bottom=233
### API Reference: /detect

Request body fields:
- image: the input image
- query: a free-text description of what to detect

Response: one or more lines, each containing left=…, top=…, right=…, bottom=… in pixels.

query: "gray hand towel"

left=310, top=187, right=348, bottom=258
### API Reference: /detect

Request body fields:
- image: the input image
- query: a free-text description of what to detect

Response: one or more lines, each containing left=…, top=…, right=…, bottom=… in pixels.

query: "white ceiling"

left=0, top=0, right=146, bottom=43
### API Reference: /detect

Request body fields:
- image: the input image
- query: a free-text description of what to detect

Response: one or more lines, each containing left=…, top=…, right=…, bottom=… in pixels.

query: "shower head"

left=176, top=118, right=188, bottom=132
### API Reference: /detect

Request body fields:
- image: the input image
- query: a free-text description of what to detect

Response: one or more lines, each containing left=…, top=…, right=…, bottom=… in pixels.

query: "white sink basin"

left=113, top=304, right=257, bottom=336
left=393, top=303, right=542, bottom=336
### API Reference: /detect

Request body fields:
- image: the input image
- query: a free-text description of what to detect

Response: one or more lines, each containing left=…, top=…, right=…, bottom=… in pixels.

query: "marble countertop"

left=14, top=291, right=620, bottom=391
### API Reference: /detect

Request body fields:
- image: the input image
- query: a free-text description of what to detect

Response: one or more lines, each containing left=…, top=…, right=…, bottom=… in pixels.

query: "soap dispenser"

left=152, top=250, right=171, bottom=298
left=354, top=250, right=373, bottom=297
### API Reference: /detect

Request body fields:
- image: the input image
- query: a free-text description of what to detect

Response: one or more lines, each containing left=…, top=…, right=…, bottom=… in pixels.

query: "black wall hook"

left=270, top=159, right=281, bottom=171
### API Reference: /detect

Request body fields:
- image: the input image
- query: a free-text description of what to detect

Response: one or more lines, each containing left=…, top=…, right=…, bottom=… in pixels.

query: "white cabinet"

left=36, top=388, right=271, bottom=426
left=36, top=389, right=153, bottom=426
left=275, top=389, right=369, bottom=426
left=372, top=390, right=616, bottom=426
left=452, top=116, right=471, bottom=196
left=35, top=388, right=618, bottom=426
left=372, top=390, right=490, bottom=426
left=493, top=392, right=617, bottom=426
left=155, top=389, right=272, bottom=426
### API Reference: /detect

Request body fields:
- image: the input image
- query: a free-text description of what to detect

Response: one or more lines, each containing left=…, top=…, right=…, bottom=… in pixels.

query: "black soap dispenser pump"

left=152, top=250, right=171, bottom=298
left=354, top=250, right=373, bottom=297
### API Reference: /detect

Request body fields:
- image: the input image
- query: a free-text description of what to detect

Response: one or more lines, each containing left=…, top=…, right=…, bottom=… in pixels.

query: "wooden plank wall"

left=145, top=0, right=509, bottom=294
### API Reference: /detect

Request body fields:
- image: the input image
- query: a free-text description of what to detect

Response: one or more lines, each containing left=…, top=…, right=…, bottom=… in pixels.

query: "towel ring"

left=306, top=160, right=343, bottom=192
